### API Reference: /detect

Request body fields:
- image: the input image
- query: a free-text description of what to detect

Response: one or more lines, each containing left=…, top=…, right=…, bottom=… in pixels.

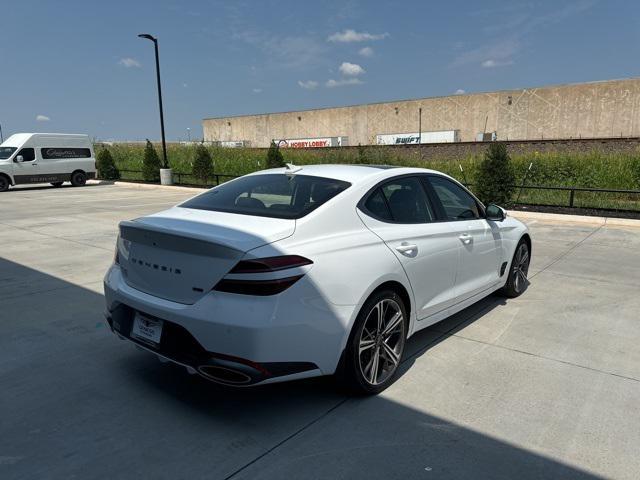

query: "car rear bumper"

left=103, top=265, right=355, bottom=384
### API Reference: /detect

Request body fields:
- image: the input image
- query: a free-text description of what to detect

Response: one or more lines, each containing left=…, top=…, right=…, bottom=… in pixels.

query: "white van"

left=0, top=133, right=96, bottom=192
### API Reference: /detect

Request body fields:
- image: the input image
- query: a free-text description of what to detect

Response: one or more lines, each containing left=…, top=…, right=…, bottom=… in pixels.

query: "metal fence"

left=463, top=183, right=640, bottom=212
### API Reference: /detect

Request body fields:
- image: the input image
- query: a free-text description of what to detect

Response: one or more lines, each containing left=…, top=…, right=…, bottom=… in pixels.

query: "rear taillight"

left=213, top=255, right=312, bottom=296
left=229, top=255, right=312, bottom=274
left=214, top=275, right=304, bottom=296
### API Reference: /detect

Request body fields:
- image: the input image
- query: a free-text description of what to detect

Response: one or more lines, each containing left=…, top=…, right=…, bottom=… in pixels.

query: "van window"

left=17, top=148, right=35, bottom=162
left=41, top=148, right=92, bottom=159
left=0, top=147, right=17, bottom=159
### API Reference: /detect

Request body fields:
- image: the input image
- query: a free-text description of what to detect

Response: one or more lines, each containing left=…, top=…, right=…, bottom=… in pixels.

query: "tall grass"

left=97, top=143, right=640, bottom=211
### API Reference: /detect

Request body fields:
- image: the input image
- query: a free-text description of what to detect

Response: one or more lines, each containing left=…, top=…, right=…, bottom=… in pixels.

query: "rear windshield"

left=180, top=174, right=351, bottom=219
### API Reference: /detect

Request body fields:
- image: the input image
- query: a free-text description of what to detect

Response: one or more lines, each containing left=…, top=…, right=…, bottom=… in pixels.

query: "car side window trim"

left=357, top=174, right=438, bottom=224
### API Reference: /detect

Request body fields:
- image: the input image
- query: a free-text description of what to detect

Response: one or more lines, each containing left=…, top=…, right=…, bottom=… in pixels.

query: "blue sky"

left=1, top=0, right=638, bottom=141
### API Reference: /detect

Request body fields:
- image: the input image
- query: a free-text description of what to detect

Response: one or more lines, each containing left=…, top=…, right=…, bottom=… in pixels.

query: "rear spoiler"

left=119, top=220, right=241, bottom=259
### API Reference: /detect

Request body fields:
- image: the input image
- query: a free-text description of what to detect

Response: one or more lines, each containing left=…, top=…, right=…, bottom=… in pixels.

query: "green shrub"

left=266, top=141, right=285, bottom=168
left=356, top=144, right=368, bottom=164
left=96, top=148, right=120, bottom=180
left=192, top=144, right=213, bottom=182
left=475, top=143, right=516, bottom=205
left=142, top=140, right=161, bottom=182
left=631, top=156, right=640, bottom=189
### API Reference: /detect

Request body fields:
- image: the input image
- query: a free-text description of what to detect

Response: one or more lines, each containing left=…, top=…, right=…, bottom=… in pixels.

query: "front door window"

left=16, top=148, right=36, bottom=162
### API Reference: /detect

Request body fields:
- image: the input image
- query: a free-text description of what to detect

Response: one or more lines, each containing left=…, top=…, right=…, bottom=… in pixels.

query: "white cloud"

left=454, top=89, right=466, bottom=95
left=358, top=46, right=374, bottom=57
left=252, top=88, right=263, bottom=93
left=327, top=29, right=389, bottom=43
left=118, top=57, right=141, bottom=68
left=36, top=114, right=50, bottom=122
left=298, top=80, right=319, bottom=90
left=481, top=59, right=514, bottom=68
left=325, top=78, right=363, bottom=88
left=339, top=62, right=365, bottom=76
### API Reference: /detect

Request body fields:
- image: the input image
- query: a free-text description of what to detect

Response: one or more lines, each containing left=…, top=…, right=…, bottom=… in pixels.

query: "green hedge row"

left=95, top=143, right=640, bottom=210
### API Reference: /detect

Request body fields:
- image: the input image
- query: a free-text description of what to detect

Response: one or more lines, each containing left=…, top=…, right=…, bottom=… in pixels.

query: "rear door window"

left=361, top=177, right=435, bottom=223
left=181, top=174, right=351, bottom=219
left=363, top=189, right=393, bottom=221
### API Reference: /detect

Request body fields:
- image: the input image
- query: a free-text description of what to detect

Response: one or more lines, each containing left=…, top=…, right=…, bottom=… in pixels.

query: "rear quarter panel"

left=245, top=198, right=416, bottom=341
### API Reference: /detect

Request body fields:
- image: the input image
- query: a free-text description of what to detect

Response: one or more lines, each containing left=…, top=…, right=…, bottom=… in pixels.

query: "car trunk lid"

left=118, top=207, right=295, bottom=304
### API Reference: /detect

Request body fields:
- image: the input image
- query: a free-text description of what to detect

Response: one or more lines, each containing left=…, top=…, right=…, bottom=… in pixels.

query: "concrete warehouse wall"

left=282, top=137, right=640, bottom=163
left=202, top=78, right=640, bottom=147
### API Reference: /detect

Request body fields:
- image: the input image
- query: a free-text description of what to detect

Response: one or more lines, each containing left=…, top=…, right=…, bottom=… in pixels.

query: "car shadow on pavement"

left=400, top=293, right=508, bottom=375
left=1, top=257, right=599, bottom=480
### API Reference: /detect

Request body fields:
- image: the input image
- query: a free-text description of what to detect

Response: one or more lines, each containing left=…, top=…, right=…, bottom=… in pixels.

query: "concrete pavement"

left=1, top=183, right=639, bottom=479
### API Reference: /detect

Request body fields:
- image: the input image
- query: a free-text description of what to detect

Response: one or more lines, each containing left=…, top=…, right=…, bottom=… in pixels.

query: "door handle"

left=395, top=243, right=418, bottom=255
left=459, top=233, right=472, bottom=244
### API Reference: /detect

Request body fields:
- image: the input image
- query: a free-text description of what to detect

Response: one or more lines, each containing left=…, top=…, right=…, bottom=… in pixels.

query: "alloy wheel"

left=512, top=243, right=530, bottom=293
left=358, top=298, right=405, bottom=386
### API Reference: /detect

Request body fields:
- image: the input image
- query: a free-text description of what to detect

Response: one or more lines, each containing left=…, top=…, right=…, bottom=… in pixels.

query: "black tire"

left=0, top=175, right=9, bottom=192
left=501, top=239, right=531, bottom=298
left=51, top=182, right=64, bottom=187
left=338, top=289, right=408, bottom=395
left=70, top=171, right=87, bottom=187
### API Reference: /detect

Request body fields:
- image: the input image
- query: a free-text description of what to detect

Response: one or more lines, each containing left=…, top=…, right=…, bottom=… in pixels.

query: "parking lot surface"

left=1, top=183, right=639, bottom=480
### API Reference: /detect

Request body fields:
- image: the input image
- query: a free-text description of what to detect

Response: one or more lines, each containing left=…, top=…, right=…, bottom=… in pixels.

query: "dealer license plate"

left=131, top=312, right=163, bottom=345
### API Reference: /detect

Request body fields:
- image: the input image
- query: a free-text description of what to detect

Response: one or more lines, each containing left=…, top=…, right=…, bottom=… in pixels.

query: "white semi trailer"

left=376, top=130, right=460, bottom=145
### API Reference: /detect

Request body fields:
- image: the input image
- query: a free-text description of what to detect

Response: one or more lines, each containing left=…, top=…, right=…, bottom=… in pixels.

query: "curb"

left=508, top=210, right=640, bottom=228
left=111, top=181, right=206, bottom=194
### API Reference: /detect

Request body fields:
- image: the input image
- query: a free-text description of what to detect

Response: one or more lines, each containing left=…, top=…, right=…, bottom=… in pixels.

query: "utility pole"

left=138, top=33, right=168, bottom=170
left=418, top=108, right=422, bottom=144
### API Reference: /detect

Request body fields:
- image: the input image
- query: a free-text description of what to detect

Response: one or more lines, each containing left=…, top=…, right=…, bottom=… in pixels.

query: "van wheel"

left=338, top=289, right=408, bottom=395
left=70, top=171, right=87, bottom=187
left=51, top=182, right=64, bottom=188
left=0, top=175, right=10, bottom=192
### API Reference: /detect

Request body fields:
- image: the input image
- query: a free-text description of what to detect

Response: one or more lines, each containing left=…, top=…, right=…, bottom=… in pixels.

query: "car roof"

left=255, top=164, right=442, bottom=184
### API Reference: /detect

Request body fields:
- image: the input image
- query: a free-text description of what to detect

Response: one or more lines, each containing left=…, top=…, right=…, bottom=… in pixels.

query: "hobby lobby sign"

left=276, top=137, right=347, bottom=148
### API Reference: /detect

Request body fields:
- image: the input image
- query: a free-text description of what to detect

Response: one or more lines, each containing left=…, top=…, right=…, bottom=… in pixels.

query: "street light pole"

left=0, top=123, right=3, bottom=143
left=138, top=33, right=168, bottom=170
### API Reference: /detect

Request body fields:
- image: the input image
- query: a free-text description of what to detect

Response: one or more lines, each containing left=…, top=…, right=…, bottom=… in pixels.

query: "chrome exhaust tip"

left=197, top=365, right=252, bottom=385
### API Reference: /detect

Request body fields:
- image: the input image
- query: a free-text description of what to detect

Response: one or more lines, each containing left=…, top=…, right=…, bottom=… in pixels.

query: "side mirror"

left=15, top=155, right=24, bottom=163
left=486, top=204, right=506, bottom=222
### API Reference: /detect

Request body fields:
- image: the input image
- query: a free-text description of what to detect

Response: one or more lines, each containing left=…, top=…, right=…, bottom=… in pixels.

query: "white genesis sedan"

left=104, top=165, right=531, bottom=394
